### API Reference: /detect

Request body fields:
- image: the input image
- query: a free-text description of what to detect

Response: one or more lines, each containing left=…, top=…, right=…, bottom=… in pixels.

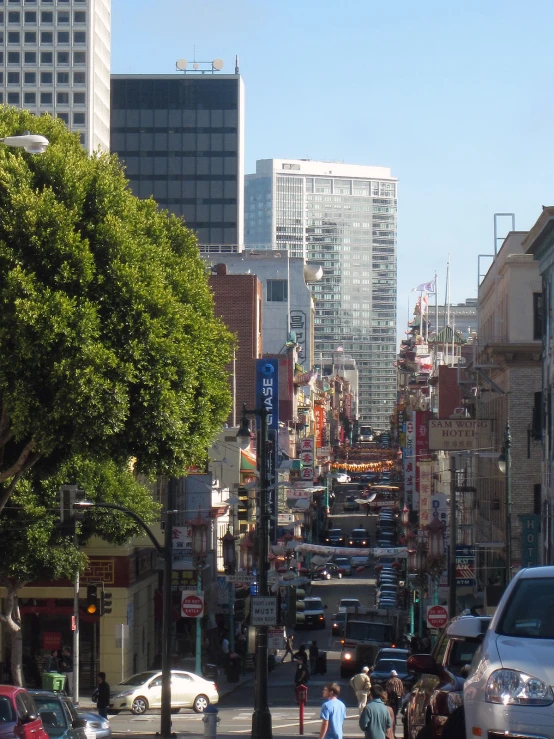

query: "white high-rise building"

left=245, top=158, right=397, bottom=429
left=0, top=0, right=110, bottom=153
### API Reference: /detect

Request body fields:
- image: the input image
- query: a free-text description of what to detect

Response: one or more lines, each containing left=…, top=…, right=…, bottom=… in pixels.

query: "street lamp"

left=189, top=508, right=209, bottom=676
left=236, top=402, right=272, bottom=739
left=498, top=422, right=512, bottom=582
left=222, top=528, right=238, bottom=652
left=74, top=497, right=176, bottom=739
left=1, top=133, right=49, bottom=153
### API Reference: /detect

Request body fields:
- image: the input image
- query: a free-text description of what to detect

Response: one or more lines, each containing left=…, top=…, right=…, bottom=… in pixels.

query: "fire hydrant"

left=295, top=683, right=308, bottom=735
left=202, top=704, right=220, bottom=739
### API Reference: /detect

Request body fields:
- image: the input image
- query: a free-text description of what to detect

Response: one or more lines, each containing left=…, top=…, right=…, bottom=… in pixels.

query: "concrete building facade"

left=245, top=158, right=397, bottom=429
left=0, top=0, right=111, bottom=152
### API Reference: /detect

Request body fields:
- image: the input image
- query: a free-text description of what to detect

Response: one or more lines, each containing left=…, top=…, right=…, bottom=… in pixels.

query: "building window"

left=7, top=51, right=20, bottom=64
left=7, top=92, right=20, bottom=105
left=73, top=91, right=85, bottom=105
left=73, top=71, right=85, bottom=84
left=24, top=92, right=36, bottom=104
left=267, top=279, right=288, bottom=302
left=73, top=31, right=86, bottom=44
left=24, top=31, right=36, bottom=43
left=56, top=92, right=69, bottom=104
left=533, top=292, right=544, bottom=341
left=40, top=92, right=52, bottom=105
left=73, top=51, right=85, bottom=64
left=7, top=10, right=19, bottom=21
left=40, top=31, right=53, bottom=43
left=73, top=111, right=85, bottom=125
left=40, top=71, right=52, bottom=83
left=57, top=10, right=69, bottom=22
left=40, top=51, right=53, bottom=64
left=7, top=71, right=20, bottom=84
left=57, top=51, right=69, bottom=64
left=57, top=30, right=69, bottom=43
left=57, top=71, right=69, bottom=84
left=40, top=11, right=53, bottom=23
left=24, top=51, right=36, bottom=64
left=24, top=10, right=36, bottom=22
left=57, top=112, right=69, bottom=124
left=24, top=71, right=36, bottom=84
left=73, top=10, right=85, bottom=22
left=8, top=31, right=20, bottom=43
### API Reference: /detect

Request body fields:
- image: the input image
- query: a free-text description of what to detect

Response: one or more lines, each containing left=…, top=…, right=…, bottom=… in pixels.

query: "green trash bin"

left=42, top=672, right=66, bottom=691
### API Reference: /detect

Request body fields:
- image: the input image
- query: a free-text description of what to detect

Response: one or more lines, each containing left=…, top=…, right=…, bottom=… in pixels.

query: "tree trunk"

left=0, top=581, right=25, bottom=686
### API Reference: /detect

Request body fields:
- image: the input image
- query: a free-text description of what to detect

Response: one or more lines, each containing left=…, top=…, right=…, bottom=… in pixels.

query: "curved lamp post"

left=236, top=402, right=272, bottom=739
left=189, top=508, right=209, bottom=676
left=74, top=498, right=177, bottom=739
left=1, top=133, right=49, bottom=153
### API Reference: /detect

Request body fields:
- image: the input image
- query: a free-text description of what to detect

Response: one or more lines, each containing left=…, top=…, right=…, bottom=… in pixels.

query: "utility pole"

left=505, top=422, right=512, bottom=583
left=449, top=455, right=457, bottom=619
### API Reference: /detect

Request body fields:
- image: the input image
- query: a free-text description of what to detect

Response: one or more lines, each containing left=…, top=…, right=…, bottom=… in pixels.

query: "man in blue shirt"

left=319, top=683, right=347, bottom=739
left=359, top=685, right=392, bottom=739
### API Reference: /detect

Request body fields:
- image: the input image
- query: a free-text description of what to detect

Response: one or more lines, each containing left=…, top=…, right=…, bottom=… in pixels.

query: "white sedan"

left=109, top=670, right=219, bottom=715
left=334, top=473, right=351, bottom=483
left=449, top=566, right=554, bottom=739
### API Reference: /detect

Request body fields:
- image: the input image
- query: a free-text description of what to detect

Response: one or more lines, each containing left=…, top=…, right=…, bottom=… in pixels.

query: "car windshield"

left=33, top=699, right=68, bottom=737
left=347, top=622, right=393, bottom=641
left=333, top=613, right=347, bottom=623
left=306, top=600, right=324, bottom=610
left=374, top=659, right=407, bottom=673
left=335, top=558, right=350, bottom=565
left=497, top=577, right=554, bottom=638
left=120, top=671, right=157, bottom=686
left=328, top=529, right=342, bottom=536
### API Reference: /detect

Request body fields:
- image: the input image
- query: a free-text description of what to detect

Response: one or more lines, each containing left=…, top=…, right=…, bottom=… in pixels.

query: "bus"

left=358, top=425, right=374, bottom=443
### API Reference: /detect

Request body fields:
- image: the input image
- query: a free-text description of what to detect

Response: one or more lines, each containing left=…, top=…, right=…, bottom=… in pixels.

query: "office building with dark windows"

left=110, top=73, right=244, bottom=248
left=0, top=0, right=111, bottom=152
left=245, top=159, right=397, bottom=429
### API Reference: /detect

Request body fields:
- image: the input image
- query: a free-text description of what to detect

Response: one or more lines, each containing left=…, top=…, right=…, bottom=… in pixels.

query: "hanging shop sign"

left=428, top=420, right=492, bottom=451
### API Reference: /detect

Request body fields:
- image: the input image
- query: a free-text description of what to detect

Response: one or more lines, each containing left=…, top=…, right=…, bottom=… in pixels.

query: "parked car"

left=313, top=562, right=343, bottom=580
left=334, top=556, right=353, bottom=576
left=403, top=614, right=491, bottom=739
left=324, top=528, right=344, bottom=546
left=0, top=686, right=50, bottom=739
left=76, top=712, right=111, bottom=739
left=448, top=567, right=554, bottom=739
left=109, top=670, right=219, bottom=715
left=349, top=528, right=369, bottom=547
left=370, top=658, right=415, bottom=690
left=343, top=496, right=360, bottom=512
left=28, top=691, right=88, bottom=739
left=331, top=612, right=347, bottom=636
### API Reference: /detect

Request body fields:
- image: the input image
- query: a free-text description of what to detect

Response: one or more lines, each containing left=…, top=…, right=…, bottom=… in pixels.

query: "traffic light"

left=101, top=586, right=112, bottom=616
left=86, top=585, right=98, bottom=615
left=234, top=586, right=249, bottom=620
left=237, top=487, right=248, bottom=522
left=295, top=587, right=306, bottom=626
left=413, top=589, right=420, bottom=604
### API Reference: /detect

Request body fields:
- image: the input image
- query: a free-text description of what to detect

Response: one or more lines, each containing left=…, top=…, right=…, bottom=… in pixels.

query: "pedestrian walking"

left=294, top=657, right=310, bottom=687
left=309, top=640, right=319, bottom=672
left=359, top=685, right=392, bottom=739
left=319, top=682, right=346, bottom=739
left=293, top=644, right=308, bottom=664
left=385, top=669, right=404, bottom=717
left=59, top=647, right=74, bottom=696
left=93, top=672, right=110, bottom=719
left=283, top=632, right=295, bottom=663
left=350, top=666, right=372, bottom=714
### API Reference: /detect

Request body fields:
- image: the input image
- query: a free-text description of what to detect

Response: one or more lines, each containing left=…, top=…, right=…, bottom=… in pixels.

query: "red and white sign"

left=181, top=593, right=204, bottom=618
left=426, top=605, right=448, bottom=629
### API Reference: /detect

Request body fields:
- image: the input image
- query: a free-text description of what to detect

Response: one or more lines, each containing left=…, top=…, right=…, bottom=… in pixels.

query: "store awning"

left=240, top=449, right=257, bottom=471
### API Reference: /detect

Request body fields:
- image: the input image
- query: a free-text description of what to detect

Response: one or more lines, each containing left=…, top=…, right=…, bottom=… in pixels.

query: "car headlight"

left=447, top=692, right=463, bottom=712
left=486, top=669, right=554, bottom=706
left=343, top=652, right=352, bottom=660
left=115, top=690, right=134, bottom=698
left=101, top=721, right=110, bottom=730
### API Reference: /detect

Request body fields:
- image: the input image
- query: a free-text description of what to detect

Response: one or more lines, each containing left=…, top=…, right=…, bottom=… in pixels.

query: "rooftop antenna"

left=235, top=55, right=240, bottom=74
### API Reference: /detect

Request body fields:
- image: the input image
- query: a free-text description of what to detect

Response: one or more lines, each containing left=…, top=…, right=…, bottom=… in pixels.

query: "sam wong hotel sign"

left=428, top=419, right=491, bottom=451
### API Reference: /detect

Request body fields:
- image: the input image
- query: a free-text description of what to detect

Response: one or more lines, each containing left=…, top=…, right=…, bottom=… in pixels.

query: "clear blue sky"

left=113, top=0, right=554, bottom=334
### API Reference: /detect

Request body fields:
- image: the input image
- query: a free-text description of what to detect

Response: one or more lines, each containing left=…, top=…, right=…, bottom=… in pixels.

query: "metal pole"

left=160, top=481, right=175, bottom=739
left=409, top=583, right=414, bottom=635
left=73, top=568, right=79, bottom=705
left=449, top=454, right=457, bottom=618
left=195, top=565, right=202, bottom=675
left=505, top=422, right=512, bottom=583
left=252, top=405, right=272, bottom=739
left=229, top=583, right=235, bottom=653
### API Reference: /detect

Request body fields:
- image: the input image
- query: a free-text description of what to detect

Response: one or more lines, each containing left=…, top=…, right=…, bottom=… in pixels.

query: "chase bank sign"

left=256, top=358, right=279, bottom=431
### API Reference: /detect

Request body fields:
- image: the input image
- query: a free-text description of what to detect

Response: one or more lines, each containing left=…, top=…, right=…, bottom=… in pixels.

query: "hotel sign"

left=428, top=420, right=491, bottom=451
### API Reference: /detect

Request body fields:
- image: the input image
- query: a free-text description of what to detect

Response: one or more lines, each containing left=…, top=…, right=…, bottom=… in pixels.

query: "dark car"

left=27, top=691, right=88, bottom=739
left=403, top=615, right=491, bottom=739
left=313, top=562, right=343, bottom=580
left=334, top=556, right=353, bottom=576
left=324, top=528, right=344, bottom=545
left=370, top=658, right=414, bottom=690
left=374, top=647, right=410, bottom=665
left=331, top=611, right=347, bottom=636
left=0, top=686, right=50, bottom=739
left=348, top=528, right=369, bottom=547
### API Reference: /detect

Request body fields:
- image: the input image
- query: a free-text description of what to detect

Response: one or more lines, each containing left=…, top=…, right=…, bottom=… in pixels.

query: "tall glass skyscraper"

left=245, top=159, right=397, bottom=429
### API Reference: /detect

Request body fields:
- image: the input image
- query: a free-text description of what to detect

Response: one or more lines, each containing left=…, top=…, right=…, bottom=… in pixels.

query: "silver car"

left=109, top=670, right=219, bottom=715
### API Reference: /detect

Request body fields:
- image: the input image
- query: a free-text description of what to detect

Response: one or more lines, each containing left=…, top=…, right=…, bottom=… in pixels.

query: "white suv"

left=448, top=566, right=554, bottom=739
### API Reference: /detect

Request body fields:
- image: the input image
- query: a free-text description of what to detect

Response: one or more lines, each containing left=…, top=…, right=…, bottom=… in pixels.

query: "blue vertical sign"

left=520, top=515, right=540, bottom=568
left=256, top=359, right=279, bottom=431
left=256, top=359, right=279, bottom=543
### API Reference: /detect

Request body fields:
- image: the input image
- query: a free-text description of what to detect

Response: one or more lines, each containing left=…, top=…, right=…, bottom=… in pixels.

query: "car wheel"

left=193, top=695, right=209, bottom=713
left=131, top=697, right=148, bottom=715
left=441, top=706, right=465, bottom=739
left=170, top=708, right=181, bottom=714
left=415, top=725, right=434, bottom=739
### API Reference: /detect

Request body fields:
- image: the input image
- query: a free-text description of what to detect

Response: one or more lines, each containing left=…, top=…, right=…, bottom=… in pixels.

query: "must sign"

left=251, top=596, right=277, bottom=626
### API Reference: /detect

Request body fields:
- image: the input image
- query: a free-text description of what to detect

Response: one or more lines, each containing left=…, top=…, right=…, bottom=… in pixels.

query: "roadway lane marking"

left=228, top=713, right=360, bottom=732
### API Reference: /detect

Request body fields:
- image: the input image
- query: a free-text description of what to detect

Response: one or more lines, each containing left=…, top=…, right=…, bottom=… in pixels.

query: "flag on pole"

left=412, top=279, right=436, bottom=293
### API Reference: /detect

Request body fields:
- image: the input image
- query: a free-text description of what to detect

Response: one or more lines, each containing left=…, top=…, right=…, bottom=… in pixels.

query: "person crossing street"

left=385, top=669, right=404, bottom=717
left=350, top=666, right=372, bottom=714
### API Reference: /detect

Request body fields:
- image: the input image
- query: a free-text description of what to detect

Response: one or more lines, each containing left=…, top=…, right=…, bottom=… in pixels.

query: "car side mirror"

left=446, top=617, right=483, bottom=641
left=72, top=718, right=87, bottom=730
left=21, top=714, right=39, bottom=724
left=407, top=653, right=441, bottom=676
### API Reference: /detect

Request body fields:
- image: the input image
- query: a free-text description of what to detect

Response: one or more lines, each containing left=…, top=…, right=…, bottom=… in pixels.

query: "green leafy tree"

left=0, top=106, right=233, bottom=512
left=0, top=456, right=160, bottom=686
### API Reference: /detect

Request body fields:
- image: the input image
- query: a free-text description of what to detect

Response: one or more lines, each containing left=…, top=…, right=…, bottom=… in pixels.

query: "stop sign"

left=181, top=593, right=204, bottom=618
left=427, top=605, right=448, bottom=629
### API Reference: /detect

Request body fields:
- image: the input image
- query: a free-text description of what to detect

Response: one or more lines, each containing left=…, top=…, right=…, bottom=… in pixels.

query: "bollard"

left=295, top=683, right=308, bottom=735
left=202, top=704, right=220, bottom=739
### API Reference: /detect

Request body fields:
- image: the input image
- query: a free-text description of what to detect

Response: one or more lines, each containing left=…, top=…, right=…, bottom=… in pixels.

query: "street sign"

left=426, top=605, right=449, bottom=629
left=181, top=592, right=204, bottom=618
left=226, top=574, right=256, bottom=584
left=268, top=627, right=285, bottom=650
left=251, top=596, right=277, bottom=626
